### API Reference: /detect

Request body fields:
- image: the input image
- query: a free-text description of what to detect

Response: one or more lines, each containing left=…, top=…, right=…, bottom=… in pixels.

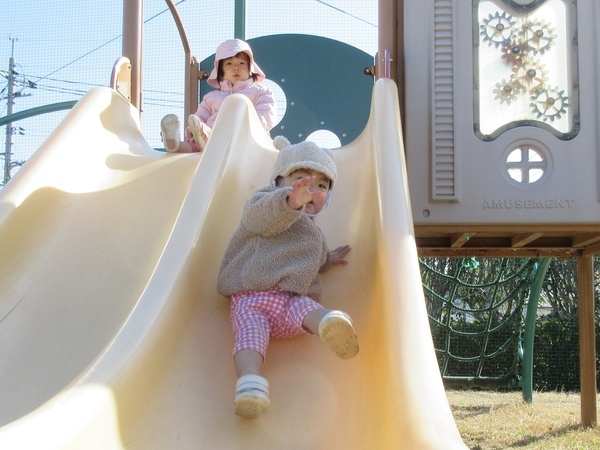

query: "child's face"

left=221, top=54, right=251, bottom=84
left=279, top=169, right=331, bottom=216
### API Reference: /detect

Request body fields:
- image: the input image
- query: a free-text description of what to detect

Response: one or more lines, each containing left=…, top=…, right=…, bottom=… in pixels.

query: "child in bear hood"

left=217, top=136, right=359, bottom=419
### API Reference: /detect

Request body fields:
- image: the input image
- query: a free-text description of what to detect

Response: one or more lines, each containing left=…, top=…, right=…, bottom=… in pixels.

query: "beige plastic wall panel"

left=432, top=0, right=458, bottom=200
left=406, top=0, right=600, bottom=225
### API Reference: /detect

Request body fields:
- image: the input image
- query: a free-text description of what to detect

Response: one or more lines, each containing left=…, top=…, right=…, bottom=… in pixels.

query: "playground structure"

left=155, top=0, right=600, bottom=426
left=0, top=1, right=469, bottom=448
left=403, top=0, right=600, bottom=426
left=154, top=0, right=600, bottom=428
left=0, top=0, right=598, bottom=447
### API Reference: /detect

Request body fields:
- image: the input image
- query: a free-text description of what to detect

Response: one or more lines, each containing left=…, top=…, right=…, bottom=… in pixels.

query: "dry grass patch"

left=447, top=390, right=600, bottom=449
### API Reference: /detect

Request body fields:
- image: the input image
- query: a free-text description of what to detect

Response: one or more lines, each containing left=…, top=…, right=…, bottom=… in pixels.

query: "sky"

left=0, top=0, right=378, bottom=185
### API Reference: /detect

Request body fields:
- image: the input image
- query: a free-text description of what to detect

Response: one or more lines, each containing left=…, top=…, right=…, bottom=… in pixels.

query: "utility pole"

left=2, top=37, right=32, bottom=187
left=3, top=37, right=17, bottom=187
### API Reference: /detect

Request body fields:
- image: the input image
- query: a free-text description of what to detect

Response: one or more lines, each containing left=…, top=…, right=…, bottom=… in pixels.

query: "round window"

left=502, top=140, right=552, bottom=188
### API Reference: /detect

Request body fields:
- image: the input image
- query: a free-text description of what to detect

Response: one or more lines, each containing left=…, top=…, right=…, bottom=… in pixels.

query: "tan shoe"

left=234, top=374, right=270, bottom=418
left=318, top=310, right=359, bottom=360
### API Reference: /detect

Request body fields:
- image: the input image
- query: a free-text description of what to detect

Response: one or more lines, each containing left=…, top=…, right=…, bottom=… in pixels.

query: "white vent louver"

left=432, top=1, right=457, bottom=200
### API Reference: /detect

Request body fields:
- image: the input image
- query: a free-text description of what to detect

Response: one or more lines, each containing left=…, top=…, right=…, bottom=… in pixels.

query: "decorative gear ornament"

left=511, top=57, right=548, bottom=92
left=492, top=79, right=522, bottom=105
left=501, top=40, right=526, bottom=66
left=480, top=11, right=517, bottom=48
left=520, top=19, right=557, bottom=55
left=530, top=86, right=568, bottom=122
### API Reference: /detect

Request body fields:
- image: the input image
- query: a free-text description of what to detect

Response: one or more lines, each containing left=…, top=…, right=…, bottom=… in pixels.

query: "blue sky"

left=1, top=0, right=377, bottom=183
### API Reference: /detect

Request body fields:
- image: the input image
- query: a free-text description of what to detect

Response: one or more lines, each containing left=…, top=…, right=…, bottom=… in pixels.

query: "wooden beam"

left=578, top=256, right=597, bottom=427
left=511, top=233, right=543, bottom=248
left=450, top=233, right=476, bottom=248
left=582, top=240, right=600, bottom=256
left=417, top=247, right=582, bottom=258
left=573, top=233, right=600, bottom=247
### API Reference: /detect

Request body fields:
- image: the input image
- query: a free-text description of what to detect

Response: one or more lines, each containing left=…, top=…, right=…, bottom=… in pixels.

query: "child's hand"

left=286, top=176, right=326, bottom=210
left=330, top=245, right=351, bottom=265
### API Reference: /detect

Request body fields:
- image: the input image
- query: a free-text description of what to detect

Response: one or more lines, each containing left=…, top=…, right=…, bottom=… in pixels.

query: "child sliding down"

left=217, top=136, right=358, bottom=418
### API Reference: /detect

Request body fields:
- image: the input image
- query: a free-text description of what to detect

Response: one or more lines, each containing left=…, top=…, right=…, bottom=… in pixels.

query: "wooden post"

left=377, top=0, right=398, bottom=82
left=378, top=0, right=405, bottom=137
left=578, top=255, right=597, bottom=426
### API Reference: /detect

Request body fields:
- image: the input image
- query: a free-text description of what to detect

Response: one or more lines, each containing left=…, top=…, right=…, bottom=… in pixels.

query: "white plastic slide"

left=0, top=79, right=467, bottom=449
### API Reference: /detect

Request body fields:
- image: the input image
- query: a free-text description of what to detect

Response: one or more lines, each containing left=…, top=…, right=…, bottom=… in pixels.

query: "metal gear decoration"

left=480, top=11, right=517, bottom=48
left=478, top=8, right=570, bottom=126
left=501, top=40, right=526, bottom=66
left=492, top=79, right=522, bottom=105
left=530, top=86, right=568, bottom=122
left=520, top=19, right=557, bottom=55
left=510, top=58, right=548, bottom=92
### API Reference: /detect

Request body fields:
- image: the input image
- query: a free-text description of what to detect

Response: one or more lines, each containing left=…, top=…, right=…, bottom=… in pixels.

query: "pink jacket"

left=196, top=78, right=276, bottom=131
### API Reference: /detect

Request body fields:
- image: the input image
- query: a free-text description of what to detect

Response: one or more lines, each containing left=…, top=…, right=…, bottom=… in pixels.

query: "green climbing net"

left=420, top=258, right=539, bottom=389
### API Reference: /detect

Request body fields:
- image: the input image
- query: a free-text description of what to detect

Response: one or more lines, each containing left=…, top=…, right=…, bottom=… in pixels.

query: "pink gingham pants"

left=230, top=287, right=321, bottom=359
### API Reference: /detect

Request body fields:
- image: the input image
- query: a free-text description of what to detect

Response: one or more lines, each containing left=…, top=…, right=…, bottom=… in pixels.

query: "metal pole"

left=234, top=0, right=246, bottom=40
left=123, top=0, right=143, bottom=113
left=520, top=258, right=551, bottom=403
left=0, top=101, right=77, bottom=127
left=164, top=0, right=198, bottom=117
left=378, top=0, right=405, bottom=131
left=377, top=0, right=397, bottom=81
left=3, top=38, right=16, bottom=186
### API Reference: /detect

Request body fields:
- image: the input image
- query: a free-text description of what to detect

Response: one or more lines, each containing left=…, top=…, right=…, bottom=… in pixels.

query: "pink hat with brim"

left=207, top=39, right=265, bottom=88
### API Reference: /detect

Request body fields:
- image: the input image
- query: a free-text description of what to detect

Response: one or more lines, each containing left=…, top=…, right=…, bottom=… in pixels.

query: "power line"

left=35, top=36, right=121, bottom=84
left=32, top=0, right=377, bottom=89
left=34, top=0, right=190, bottom=84
left=314, top=0, right=377, bottom=28
left=22, top=74, right=185, bottom=97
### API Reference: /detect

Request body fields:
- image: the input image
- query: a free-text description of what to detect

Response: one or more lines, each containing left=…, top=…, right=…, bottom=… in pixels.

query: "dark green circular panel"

left=199, top=34, right=374, bottom=146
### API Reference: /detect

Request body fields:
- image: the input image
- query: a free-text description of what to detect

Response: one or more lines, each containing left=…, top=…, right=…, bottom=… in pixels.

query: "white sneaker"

left=234, top=374, right=270, bottom=418
left=160, top=114, right=180, bottom=152
left=188, top=114, right=208, bottom=152
left=318, top=310, right=359, bottom=360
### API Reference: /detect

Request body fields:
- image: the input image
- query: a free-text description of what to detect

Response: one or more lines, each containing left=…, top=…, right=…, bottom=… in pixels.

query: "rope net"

left=420, top=258, right=538, bottom=389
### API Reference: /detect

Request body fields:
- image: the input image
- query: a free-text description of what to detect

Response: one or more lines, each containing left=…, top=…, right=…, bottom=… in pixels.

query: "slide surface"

left=0, top=80, right=467, bottom=449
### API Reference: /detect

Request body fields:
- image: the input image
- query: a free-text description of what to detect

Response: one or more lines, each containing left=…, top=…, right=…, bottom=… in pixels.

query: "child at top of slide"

left=160, top=39, right=277, bottom=153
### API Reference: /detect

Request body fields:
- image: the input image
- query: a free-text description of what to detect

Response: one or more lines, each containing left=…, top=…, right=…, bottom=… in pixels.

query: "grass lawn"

left=447, top=390, right=600, bottom=449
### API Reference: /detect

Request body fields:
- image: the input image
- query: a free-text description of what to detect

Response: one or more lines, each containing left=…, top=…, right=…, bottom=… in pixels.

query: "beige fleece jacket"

left=217, top=185, right=333, bottom=302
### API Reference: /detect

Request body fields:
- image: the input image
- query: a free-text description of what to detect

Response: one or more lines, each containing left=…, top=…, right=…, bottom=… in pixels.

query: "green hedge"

left=532, top=313, right=600, bottom=392
left=432, top=314, right=600, bottom=392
